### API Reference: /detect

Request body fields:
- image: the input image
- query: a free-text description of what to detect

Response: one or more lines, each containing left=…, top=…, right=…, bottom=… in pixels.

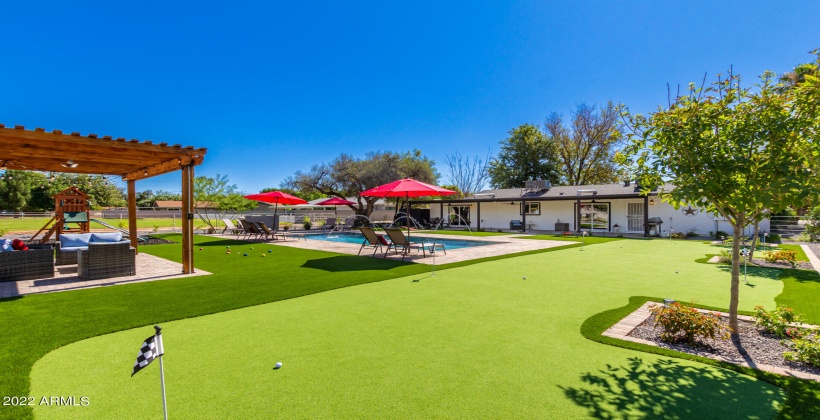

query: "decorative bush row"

left=762, top=250, right=797, bottom=267
left=650, top=302, right=730, bottom=344
left=755, top=306, right=820, bottom=367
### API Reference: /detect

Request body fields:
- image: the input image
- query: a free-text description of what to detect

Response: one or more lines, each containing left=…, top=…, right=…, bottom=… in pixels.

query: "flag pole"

left=154, top=325, right=168, bottom=420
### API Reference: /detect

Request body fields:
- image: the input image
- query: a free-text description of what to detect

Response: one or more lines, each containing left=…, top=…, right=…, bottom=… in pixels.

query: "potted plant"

left=303, top=217, right=311, bottom=230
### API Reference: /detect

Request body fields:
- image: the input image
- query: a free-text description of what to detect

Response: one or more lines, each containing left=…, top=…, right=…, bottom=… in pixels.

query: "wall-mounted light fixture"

left=649, top=198, right=656, bottom=206
left=61, top=160, right=79, bottom=168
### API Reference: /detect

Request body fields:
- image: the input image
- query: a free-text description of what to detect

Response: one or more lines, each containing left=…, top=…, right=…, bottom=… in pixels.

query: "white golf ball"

left=275, top=362, right=282, bottom=369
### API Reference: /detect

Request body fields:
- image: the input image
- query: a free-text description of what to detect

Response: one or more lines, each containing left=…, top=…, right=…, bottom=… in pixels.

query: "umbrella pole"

left=406, top=194, right=410, bottom=242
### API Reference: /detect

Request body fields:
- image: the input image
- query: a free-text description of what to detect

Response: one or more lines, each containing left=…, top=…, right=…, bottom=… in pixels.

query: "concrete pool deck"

left=261, top=232, right=572, bottom=264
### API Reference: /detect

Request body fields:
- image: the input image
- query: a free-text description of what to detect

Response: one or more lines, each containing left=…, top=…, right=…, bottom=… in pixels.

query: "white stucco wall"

left=429, top=200, right=769, bottom=236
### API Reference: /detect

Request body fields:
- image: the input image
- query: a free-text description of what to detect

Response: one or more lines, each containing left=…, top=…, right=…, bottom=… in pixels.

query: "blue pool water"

left=303, top=232, right=495, bottom=250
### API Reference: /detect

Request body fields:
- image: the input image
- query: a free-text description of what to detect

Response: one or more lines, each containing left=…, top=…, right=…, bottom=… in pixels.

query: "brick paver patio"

left=0, top=253, right=211, bottom=297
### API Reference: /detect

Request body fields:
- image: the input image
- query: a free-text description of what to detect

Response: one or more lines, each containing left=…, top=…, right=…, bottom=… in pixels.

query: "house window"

left=520, top=202, right=540, bottom=215
left=580, top=203, right=609, bottom=230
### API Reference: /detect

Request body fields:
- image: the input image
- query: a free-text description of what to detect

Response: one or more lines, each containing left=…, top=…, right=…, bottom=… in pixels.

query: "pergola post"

left=127, top=180, right=138, bottom=254
left=181, top=164, right=195, bottom=274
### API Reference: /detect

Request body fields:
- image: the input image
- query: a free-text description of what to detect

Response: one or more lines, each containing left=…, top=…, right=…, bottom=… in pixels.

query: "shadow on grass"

left=301, top=255, right=413, bottom=272
left=714, top=264, right=783, bottom=281
left=560, top=356, right=781, bottom=418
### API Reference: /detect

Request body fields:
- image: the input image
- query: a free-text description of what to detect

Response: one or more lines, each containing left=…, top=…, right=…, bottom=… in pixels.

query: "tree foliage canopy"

left=194, top=174, right=256, bottom=232
left=283, top=150, right=439, bottom=217
left=545, top=102, right=623, bottom=186
left=0, top=171, right=126, bottom=211
left=488, top=124, right=560, bottom=189
left=617, top=55, right=820, bottom=333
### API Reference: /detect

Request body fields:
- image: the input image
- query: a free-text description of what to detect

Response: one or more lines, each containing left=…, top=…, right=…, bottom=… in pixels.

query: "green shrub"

left=117, top=220, right=127, bottom=229
left=764, top=233, right=781, bottom=243
left=303, top=221, right=312, bottom=230
left=754, top=306, right=805, bottom=339
left=649, top=302, right=731, bottom=344
left=718, top=250, right=732, bottom=264
left=784, top=335, right=820, bottom=367
left=685, top=229, right=698, bottom=237
left=152, top=224, right=160, bottom=233
left=0, top=227, right=8, bottom=236
left=670, top=232, right=686, bottom=239
left=715, top=230, right=729, bottom=239
left=762, top=250, right=797, bottom=267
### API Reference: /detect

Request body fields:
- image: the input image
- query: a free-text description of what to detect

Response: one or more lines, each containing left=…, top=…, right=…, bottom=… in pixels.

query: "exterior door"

left=627, top=202, right=644, bottom=232
left=450, top=206, right=470, bottom=226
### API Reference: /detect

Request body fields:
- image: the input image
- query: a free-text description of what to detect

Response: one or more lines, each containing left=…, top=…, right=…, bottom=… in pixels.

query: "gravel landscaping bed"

left=629, top=314, right=820, bottom=376
left=750, top=258, right=814, bottom=270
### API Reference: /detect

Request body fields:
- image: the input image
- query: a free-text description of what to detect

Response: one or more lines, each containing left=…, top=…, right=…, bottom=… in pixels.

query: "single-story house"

left=415, top=181, right=769, bottom=237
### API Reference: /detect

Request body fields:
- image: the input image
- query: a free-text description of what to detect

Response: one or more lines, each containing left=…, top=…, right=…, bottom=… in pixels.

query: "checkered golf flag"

left=132, top=334, right=163, bottom=376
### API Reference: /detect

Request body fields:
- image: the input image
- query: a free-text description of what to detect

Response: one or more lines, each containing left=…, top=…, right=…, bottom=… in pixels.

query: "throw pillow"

left=11, top=239, right=29, bottom=251
left=0, top=239, right=12, bottom=252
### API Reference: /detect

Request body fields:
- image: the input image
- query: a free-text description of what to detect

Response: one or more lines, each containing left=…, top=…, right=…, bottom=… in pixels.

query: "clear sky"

left=2, top=1, right=818, bottom=194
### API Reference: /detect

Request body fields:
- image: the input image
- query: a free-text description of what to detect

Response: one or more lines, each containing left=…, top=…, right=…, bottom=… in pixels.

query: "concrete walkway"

left=800, top=244, right=820, bottom=275
left=0, top=253, right=211, bottom=297
left=262, top=232, right=571, bottom=265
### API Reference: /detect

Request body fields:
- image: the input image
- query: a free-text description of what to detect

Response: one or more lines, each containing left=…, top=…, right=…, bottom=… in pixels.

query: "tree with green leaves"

left=545, top=102, right=624, bottom=186
left=283, top=150, right=439, bottom=217
left=617, top=56, right=820, bottom=335
left=488, top=124, right=560, bottom=189
left=0, top=172, right=126, bottom=211
left=194, top=174, right=257, bottom=233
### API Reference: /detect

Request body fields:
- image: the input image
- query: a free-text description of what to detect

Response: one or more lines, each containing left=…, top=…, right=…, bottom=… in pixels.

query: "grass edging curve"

left=580, top=296, right=820, bottom=419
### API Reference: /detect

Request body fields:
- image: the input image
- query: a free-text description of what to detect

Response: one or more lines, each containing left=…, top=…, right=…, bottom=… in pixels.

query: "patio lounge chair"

left=321, top=218, right=338, bottom=232
left=358, top=227, right=388, bottom=256
left=221, top=219, right=244, bottom=236
left=383, top=228, right=444, bottom=260
left=257, top=222, right=286, bottom=241
left=239, top=219, right=262, bottom=241
left=339, top=217, right=356, bottom=231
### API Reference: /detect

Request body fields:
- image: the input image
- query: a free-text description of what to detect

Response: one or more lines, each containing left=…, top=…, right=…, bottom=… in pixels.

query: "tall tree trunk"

left=729, top=224, right=742, bottom=336
left=748, top=221, right=760, bottom=260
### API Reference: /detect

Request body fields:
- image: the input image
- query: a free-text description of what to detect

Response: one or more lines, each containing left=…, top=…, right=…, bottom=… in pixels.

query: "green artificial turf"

left=777, top=268, right=820, bottom=324
left=521, top=233, right=625, bottom=244
left=27, top=239, right=796, bottom=418
left=0, top=234, right=583, bottom=420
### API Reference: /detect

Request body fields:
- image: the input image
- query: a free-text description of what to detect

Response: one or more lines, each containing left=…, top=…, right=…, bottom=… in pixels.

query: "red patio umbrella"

left=243, top=191, right=308, bottom=217
left=360, top=178, right=456, bottom=240
left=316, top=197, right=356, bottom=218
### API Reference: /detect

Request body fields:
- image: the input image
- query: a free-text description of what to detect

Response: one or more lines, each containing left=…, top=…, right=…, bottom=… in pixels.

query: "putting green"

left=31, top=240, right=786, bottom=418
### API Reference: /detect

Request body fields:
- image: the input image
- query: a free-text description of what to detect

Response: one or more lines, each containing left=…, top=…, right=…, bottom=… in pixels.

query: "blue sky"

left=2, top=1, right=818, bottom=194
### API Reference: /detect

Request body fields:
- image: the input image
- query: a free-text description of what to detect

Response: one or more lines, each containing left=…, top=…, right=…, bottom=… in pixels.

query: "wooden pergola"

left=0, top=124, right=206, bottom=273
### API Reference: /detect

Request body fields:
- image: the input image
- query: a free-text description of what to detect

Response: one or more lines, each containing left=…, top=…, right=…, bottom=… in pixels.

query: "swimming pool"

left=303, top=232, right=495, bottom=250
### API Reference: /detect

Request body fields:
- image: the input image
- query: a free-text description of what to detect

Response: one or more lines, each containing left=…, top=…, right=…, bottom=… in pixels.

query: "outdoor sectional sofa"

left=0, top=243, right=55, bottom=282
left=56, top=232, right=126, bottom=265
left=55, top=233, right=136, bottom=280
